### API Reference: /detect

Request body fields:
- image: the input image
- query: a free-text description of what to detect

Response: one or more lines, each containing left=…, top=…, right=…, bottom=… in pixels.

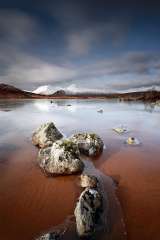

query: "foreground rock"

left=36, top=231, right=61, bottom=240
left=70, top=133, right=104, bottom=157
left=74, top=187, right=103, bottom=237
left=38, top=139, right=84, bottom=175
left=80, top=174, right=98, bottom=188
left=32, top=122, right=63, bottom=148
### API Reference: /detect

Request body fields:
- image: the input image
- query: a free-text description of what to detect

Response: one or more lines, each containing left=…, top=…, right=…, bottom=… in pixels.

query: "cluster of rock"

left=32, top=122, right=104, bottom=175
left=32, top=122, right=104, bottom=239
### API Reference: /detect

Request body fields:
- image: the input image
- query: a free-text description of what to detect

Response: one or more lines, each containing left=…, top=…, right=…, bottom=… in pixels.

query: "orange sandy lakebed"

left=0, top=99, right=160, bottom=240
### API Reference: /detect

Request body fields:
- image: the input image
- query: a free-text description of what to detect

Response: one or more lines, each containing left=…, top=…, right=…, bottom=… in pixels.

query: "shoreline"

left=0, top=96, right=159, bottom=104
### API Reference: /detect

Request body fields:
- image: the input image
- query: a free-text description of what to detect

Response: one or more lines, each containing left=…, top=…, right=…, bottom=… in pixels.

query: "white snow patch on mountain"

left=32, top=84, right=160, bottom=95
left=33, top=85, right=56, bottom=95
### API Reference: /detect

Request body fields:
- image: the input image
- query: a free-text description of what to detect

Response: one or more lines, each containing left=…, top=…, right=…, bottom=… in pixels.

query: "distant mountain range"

left=0, top=84, right=67, bottom=99
left=0, top=83, right=160, bottom=102
left=33, top=84, right=160, bottom=95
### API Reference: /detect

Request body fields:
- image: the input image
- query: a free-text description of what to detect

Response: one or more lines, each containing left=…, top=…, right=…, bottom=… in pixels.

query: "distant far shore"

left=0, top=83, right=160, bottom=102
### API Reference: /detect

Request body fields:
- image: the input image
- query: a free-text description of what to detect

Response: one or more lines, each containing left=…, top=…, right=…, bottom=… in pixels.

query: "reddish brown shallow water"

left=0, top=99, right=160, bottom=240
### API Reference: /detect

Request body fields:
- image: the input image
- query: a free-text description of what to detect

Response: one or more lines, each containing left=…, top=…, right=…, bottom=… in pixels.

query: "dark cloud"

left=0, top=0, right=160, bottom=90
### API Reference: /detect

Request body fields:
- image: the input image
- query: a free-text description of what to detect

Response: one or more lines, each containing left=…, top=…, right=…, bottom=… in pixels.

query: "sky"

left=0, top=0, right=160, bottom=92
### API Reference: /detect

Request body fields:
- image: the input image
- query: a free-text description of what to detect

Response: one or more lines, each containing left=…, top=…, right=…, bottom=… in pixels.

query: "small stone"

left=32, top=122, right=63, bottom=148
left=70, top=133, right=104, bottom=157
left=97, top=109, right=103, bottom=113
left=80, top=174, right=98, bottom=188
left=36, top=231, right=61, bottom=240
left=38, top=139, right=84, bottom=175
left=113, top=125, right=129, bottom=134
left=74, top=188, right=103, bottom=237
left=125, top=137, right=141, bottom=146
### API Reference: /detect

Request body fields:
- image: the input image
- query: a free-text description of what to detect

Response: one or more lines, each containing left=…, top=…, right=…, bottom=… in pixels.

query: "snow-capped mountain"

left=121, top=85, right=160, bottom=93
left=32, top=85, right=56, bottom=95
left=32, top=84, right=160, bottom=95
left=32, top=84, right=107, bottom=95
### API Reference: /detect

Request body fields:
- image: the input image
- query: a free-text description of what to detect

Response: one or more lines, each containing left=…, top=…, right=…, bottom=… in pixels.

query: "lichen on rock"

left=38, top=139, right=84, bottom=175
left=36, top=231, right=61, bottom=240
left=32, top=122, right=63, bottom=148
left=74, top=187, right=103, bottom=237
left=70, top=133, right=104, bottom=157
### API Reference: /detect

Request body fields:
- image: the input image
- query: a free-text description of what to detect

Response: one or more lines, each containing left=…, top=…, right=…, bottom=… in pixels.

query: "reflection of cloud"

left=66, top=104, right=77, bottom=113
left=34, top=102, right=50, bottom=112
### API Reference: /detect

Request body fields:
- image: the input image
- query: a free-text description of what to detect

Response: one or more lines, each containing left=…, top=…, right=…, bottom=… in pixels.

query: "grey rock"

left=36, top=231, right=60, bottom=240
left=80, top=174, right=98, bottom=188
left=70, top=133, right=104, bottom=157
left=32, top=122, right=63, bottom=148
left=38, top=139, right=84, bottom=175
left=74, top=188, right=103, bottom=237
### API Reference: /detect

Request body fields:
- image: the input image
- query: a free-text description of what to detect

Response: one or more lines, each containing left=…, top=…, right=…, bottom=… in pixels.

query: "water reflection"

left=0, top=99, right=27, bottom=111
left=0, top=99, right=160, bottom=240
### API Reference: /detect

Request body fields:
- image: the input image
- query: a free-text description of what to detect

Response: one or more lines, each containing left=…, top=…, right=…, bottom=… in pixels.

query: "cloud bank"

left=0, top=1, right=159, bottom=91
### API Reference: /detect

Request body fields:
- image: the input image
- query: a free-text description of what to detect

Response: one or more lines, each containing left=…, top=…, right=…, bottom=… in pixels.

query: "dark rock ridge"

left=52, top=90, right=66, bottom=96
left=0, top=83, right=42, bottom=99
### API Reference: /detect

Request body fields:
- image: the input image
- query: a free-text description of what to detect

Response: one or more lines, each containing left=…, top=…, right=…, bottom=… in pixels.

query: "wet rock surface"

left=70, top=133, right=104, bottom=157
left=38, top=139, right=84, bottom=175
left=125, top=137, right=141, bottom=146
left=74, top=187, right=103, bottom=237
left=80, top=174, right=98, bottom=188
left=32, top=122, right=63, bottom=148
left=36, top=231, right=61, bottom=240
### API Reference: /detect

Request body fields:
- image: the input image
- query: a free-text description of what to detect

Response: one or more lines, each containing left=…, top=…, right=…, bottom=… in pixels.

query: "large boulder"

left=70, top=133, right=104, bottom=157
left=32, top=122, right=63, bottom=148
left=38, top=139, right=84, bottom=175
left=74, top=187, right=103, bottom=237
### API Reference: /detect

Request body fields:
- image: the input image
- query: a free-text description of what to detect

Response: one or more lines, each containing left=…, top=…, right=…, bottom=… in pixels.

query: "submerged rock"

left=125, top=137, right=141, bottom=146
left=97, top=109, right=103, bottom=113
left=74, top=187, right=103, bottom=237
left=70, top=133, right=104, bottom=157
left=112, top=125, right=129, bottom=134
left=32, top=122, right=63, bottom=148
left=80, top=174, right=98, bottom=188
left=38, top=139, right=84, bottom=175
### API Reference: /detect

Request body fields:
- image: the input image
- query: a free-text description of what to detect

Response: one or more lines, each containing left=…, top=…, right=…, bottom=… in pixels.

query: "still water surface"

left=0, top=99, right=160, bottom=240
